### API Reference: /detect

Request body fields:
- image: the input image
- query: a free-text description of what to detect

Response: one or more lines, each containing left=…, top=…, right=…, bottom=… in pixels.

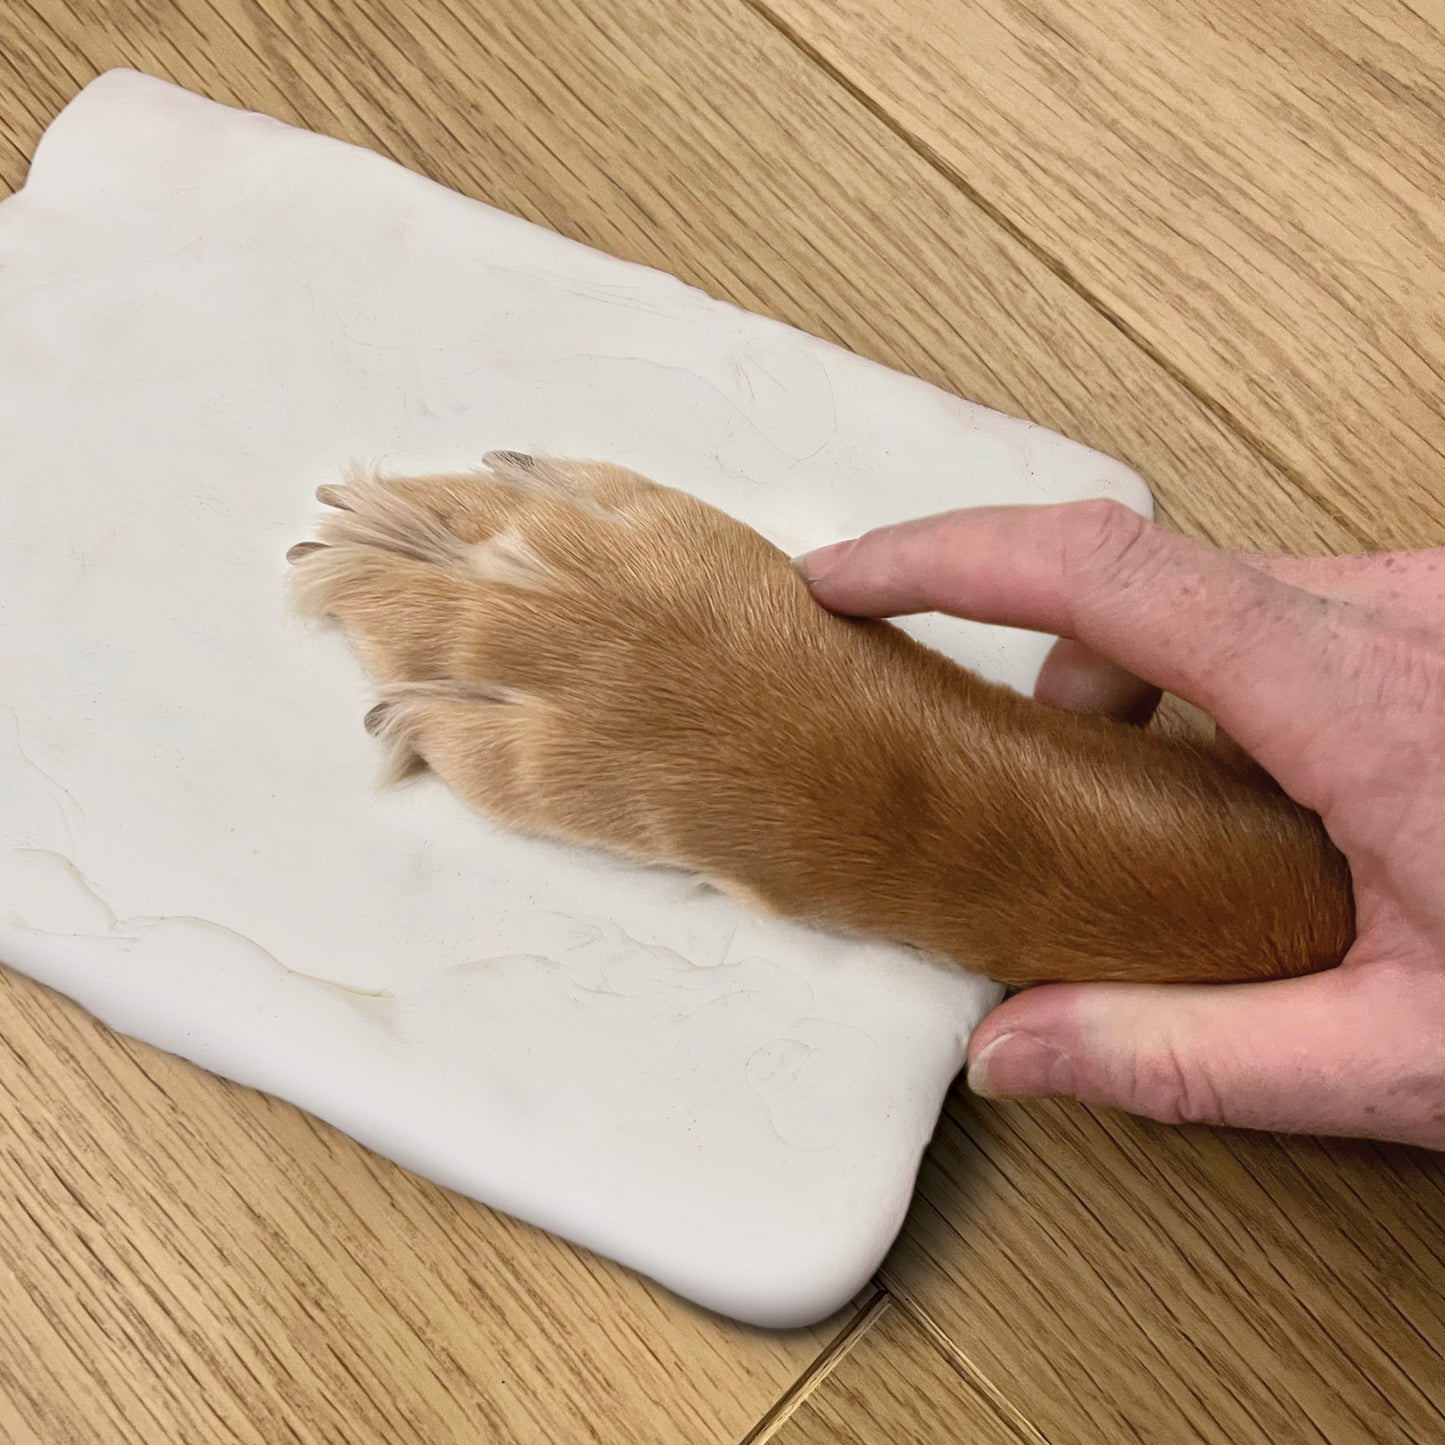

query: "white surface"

left=0, top=71, right=1150, bottom=1327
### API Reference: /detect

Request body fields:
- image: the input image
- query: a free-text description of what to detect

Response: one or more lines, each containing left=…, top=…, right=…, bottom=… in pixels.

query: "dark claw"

left=483, top=450, right=536, bottom=471
left=286, top=541, right=326, bottom=563
left=364, top=702, right=392, bottom=735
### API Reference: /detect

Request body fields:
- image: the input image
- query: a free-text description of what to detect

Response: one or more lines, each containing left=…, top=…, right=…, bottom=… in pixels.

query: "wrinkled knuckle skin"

left=1063, top=499, right=1155, bottom=587
left=1123, top=1045, right=1226, bottom=1128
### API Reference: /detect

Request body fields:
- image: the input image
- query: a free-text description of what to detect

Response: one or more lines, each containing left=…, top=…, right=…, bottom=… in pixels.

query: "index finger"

left=799, top=501, right=1341, bottom=782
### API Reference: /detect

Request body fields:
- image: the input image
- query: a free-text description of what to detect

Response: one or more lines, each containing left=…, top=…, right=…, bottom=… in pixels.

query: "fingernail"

left=792, top=538, right=856, bottom=584
left=968, top=1032, right=1076, bottom=1099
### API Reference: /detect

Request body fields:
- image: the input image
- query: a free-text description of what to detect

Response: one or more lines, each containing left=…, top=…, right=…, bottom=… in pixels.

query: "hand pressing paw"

left=289, top=454, right=1352, bottom=987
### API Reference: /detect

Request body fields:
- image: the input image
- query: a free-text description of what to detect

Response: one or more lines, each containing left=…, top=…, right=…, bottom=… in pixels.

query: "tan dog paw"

left=289, top=453, right=849, bottom=865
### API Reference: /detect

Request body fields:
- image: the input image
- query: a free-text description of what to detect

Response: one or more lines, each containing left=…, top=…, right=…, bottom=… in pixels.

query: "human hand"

left=799, top=501, right=1445, bottom=1148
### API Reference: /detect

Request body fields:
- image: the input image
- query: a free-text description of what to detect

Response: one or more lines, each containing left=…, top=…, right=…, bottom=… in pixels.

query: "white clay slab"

left=0, top=71, right=1150, bottom=1327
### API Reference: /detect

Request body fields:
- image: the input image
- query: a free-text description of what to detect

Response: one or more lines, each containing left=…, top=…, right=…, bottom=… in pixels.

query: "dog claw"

left=483, top=450, right=536, bottom=471
left=286, top=541, right=326, bottom=563
left=316, top=484, right=352, bottom=510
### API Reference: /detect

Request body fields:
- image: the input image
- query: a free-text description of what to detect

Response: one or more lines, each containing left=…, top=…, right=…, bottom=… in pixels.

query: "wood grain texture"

left=0, top=0, right=1357, bottom=555
left=767, top=1299, right=1037, bottom=1445
left=1, top=0, right=1443, bottom=1442
left=759, top=0, right=1445, bottom=549
left=882, top=1094, right=1445, bottom=1444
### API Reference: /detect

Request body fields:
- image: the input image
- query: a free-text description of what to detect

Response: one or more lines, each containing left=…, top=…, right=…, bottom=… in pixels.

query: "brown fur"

left=288, top=454, right=1354, bottom=986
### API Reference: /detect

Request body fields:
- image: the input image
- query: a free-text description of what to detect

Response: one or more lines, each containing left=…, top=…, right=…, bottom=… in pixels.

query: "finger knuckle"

left=1124, top=1044, right=1226, bottom=1127
left=1059, top=499, right=1160, bottom=598
left=1291, top=619, right=1445, bottom=809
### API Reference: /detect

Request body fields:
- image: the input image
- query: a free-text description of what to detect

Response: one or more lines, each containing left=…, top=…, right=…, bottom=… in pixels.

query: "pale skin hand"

left=798, top=500, right=1445, bottom=1149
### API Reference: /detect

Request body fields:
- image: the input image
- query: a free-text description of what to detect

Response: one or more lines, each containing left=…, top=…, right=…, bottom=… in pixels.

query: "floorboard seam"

left=737, top=0, right=1368, bottom=547
left=735, top=1289, right=892, bottom=1445
left=882, top=1277, right=1053, bottom=1445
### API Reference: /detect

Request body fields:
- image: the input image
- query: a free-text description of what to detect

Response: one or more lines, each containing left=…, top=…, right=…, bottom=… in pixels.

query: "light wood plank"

left=768, top=1298, right=1036, bottom=1445
left=760, top=0, right=1445, bottom=548
left=881, top=1094, right=1445, bottom=1444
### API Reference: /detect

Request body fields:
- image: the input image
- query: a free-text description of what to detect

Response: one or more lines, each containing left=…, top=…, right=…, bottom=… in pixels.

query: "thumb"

left=965, top=969, right=1445, bottom=1148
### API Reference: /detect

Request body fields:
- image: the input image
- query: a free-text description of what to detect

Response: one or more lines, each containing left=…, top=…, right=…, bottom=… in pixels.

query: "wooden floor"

left=2, top=1, right=1444, bottom=1440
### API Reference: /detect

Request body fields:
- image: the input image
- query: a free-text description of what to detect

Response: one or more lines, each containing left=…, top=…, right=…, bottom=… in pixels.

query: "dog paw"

left=287, top=454, right=838, bottom=864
